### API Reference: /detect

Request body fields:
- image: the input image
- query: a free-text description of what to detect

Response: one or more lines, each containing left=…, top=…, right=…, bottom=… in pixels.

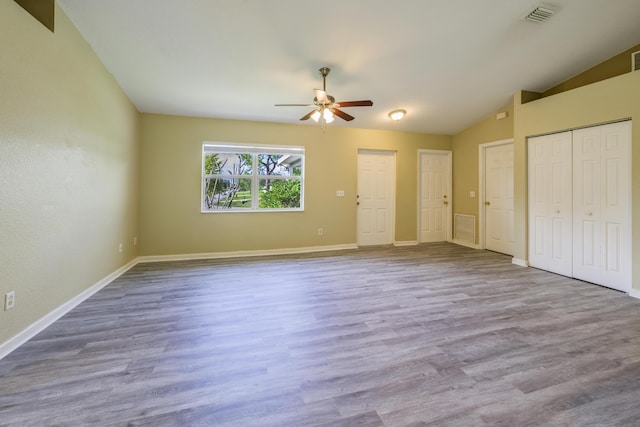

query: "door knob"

left=485, top=201, right=491, bottom=206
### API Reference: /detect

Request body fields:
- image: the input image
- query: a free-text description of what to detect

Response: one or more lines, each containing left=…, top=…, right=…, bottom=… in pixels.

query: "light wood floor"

left=2, top=243, right=640, bottom=426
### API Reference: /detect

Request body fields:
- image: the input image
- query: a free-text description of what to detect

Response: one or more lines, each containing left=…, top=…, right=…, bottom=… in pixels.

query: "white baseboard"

left=394, top=240, right=418, bottom=247
left=512, top=258, right=529, bottom=267
left=628, top=289, right=640, bottom=300
left=137, top=243, right=358, bottom=263
left=451, top=239, right=480, bottom=249
left=0, top=258, right=138, bottom=361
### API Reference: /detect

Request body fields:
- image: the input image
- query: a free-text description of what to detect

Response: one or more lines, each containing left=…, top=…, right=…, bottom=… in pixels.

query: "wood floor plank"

left=1, top=243, right=640, bottom=425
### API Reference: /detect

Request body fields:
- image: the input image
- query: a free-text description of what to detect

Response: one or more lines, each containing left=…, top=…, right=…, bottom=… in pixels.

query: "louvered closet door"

left=572, top=121, right=631, bottom=292
left=528, top=131, right=573, bottom=276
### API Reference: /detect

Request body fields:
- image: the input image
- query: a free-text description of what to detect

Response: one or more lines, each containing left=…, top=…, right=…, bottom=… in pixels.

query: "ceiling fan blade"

left=275, top=103, right=315, bottom=107
left=331, top=108, right=355, bottom=121
left=335, top=100, right=373, bottom=107
left=314, top=89, right=329, bottom=105
left=300, top=110, right=317, bottom=121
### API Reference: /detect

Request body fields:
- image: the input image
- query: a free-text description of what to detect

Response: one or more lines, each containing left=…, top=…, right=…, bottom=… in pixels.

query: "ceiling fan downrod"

left=319, top=67, right=330, bottom=91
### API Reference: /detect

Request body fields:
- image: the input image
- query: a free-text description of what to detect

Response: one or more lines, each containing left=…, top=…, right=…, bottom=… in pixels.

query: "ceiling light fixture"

left=388, top=109, right=406, bottom=121
left=323, top=108, right=334, bottom=123
left=310, top=110, right=321, bottom=122
left=310, top=108, right=335, bottom=124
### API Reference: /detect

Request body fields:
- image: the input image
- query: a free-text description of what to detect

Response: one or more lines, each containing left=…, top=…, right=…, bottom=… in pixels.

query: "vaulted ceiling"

left=58, top=0, right=640, bottom=135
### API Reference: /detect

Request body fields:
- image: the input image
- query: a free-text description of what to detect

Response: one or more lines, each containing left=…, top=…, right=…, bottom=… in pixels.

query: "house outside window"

left=202, top=143, right=304, bottom=212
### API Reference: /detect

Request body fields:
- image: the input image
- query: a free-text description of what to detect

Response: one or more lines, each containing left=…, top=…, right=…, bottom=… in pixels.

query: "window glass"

left=205, top=153, right=252, bottom=175
left=259, top=179, right=301, bottom=209
left=202, top=144, right=304, bottom=212
left=203, top=177, right=252, bottom=210
left=257, top=154, right=304, bottom=177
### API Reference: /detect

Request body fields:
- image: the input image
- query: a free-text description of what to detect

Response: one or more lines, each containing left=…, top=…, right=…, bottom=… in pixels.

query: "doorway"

left=480, top=139, right=514, bottom=255
left=357, top=150, right=396, bottom=246
left=418, top=150, right=452, bottom=243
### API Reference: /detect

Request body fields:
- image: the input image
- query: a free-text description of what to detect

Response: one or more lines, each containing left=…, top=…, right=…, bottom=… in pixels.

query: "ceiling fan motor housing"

left=314, top=94, right=335, bottom=107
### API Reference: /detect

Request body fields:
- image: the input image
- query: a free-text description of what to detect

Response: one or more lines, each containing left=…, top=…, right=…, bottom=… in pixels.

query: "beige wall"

left=139, top=114, right=451, bottom=255
left=513, top=71, right=640, bottom=289
left=542, top=42, right=640, bottom=97
left=0, top=3, right=140, bottom=344
left=452, top=104, right=514, bottom=242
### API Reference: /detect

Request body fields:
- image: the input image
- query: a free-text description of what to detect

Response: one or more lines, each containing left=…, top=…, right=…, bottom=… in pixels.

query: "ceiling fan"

left=275, top=67, right=373, bottom=123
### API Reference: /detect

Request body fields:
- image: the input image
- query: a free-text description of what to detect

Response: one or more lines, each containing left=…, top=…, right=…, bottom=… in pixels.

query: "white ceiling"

left=57, top=0, right=640, bottom=135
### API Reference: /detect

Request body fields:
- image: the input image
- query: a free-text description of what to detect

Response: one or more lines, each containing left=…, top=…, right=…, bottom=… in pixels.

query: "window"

left=202, top=143, right=304, bottom=212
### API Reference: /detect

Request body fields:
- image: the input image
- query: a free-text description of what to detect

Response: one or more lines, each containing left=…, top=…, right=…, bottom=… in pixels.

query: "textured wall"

left=0, top=2, right=140, bottom=345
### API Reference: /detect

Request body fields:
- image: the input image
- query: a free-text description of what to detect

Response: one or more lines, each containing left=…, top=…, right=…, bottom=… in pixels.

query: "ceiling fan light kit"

left=322, top=108, right=334, bottom=123
left=275, top=67, right=373, bottom=124
left=310, top=110, right=321, bottom=122
left=388, top=109, right=406, bottom=121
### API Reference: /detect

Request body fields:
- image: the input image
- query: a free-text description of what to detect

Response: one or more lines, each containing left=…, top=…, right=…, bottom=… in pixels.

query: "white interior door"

left=484, top=143, right=514, bottom=255
left=528, top=131, right=573, bottom=276
left=419, top=150, right=451, bottom=243
left=572, top=121, right=631, bottom=291
left=357, top=150, right=395, bottom=246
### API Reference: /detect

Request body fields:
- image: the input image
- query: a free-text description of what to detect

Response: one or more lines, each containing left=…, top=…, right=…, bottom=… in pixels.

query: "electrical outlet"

left=133, top=236, right=138, bottom=246
left=318, top=228, right=324, bottom=236
left=118, top=243, right=123, bottom=253
left=5, top=291, right=15, bottom=311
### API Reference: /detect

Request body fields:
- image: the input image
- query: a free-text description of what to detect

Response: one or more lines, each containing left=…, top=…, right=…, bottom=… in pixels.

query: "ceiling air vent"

left=632, top=51, right=640, bottom=72
left=523, top=5, right=557, bottom=23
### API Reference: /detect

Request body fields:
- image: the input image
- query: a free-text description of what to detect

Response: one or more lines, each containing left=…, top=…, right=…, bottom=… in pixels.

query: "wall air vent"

left=632, top=51, right=640, bottom=72
left=523, top=4, right=557, bottom=23
left=454, top=214, right=475, bottom=245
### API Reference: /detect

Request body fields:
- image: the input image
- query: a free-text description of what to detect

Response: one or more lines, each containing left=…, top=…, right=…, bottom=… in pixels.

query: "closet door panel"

left=606, top=222, right=622, bottom=273
left=573, top=127, right=603, bottom=284
left=528, top=131, right=572, bottom=276
left=579, top=219, right=598, bottom=267
left=549, top=136, right=573, bottom=275
left=551, top=217, right=566, bottom=261
left=528, top=136, right=550, bottom=269
left=573, top=121, right=631, bottom=291
left=601, top=122, right=631, bottom=288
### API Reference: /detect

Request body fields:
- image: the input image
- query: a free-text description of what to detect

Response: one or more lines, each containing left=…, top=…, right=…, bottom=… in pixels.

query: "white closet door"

left=572, top=121, right=631, bottom=292
left=528, top=131, right=573, bottom=276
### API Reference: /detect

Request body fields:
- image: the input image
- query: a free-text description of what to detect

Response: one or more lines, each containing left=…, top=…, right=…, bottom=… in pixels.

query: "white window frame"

left=201, top=142, right=304, bottom=213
